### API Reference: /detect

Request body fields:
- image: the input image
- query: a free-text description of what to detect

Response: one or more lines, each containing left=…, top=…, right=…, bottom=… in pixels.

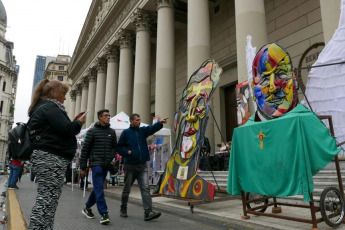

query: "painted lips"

left=184, top=128, right=197, bottom=136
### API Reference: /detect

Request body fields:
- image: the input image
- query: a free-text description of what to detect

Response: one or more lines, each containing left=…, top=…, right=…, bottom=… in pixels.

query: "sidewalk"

left=102, top=184, right=343, bottom=230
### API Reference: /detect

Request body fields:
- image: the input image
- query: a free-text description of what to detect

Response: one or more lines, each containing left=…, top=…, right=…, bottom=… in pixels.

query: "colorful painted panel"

left=159, top=59, right=222, bottom=201
left=252, top=43, right=298, bottom=119
left=236, top=81, right=250, bottom=126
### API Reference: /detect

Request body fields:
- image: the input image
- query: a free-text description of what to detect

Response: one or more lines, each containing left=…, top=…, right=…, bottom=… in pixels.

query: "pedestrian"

left=6, top=146, right=21, bottom=189
left=17, top=161, right=25, bottom=182
left=65, top=162, right=72, bottom=184
left=80, top=166, right=89, bottom=190
left=28, top=79, right=86, bottom=230
left=118, top=113, right=168, bottom=221
left=198, top=137, right=211, bottom=171
left=79, top=109, right=118, bottom=225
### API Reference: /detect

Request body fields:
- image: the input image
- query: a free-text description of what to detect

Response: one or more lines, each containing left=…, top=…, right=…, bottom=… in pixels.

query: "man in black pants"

left=118, top=113, right=168, bottom=221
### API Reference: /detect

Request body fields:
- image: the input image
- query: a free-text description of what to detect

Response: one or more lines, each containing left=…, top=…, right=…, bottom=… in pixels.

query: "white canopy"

left=77, top=111, right=171, bottom=138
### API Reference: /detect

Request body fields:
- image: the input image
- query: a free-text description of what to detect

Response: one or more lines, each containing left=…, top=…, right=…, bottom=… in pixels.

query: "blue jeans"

left=8, top=163, right=20, bottom=188
left=86, top=166, right=108, bottom=215
left=121, top=164, right=152, bottom=213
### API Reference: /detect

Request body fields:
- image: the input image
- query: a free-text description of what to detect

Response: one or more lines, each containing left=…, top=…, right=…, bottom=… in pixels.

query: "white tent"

left=109, top=111, right=171, bottom=137
left=76, top=111, right=172, bottom=150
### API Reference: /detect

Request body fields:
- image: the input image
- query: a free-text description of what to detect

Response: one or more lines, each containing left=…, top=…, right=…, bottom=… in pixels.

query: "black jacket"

left=29, top=99, right=83, bottom=160
left=80, top=122, right=117, bottom=170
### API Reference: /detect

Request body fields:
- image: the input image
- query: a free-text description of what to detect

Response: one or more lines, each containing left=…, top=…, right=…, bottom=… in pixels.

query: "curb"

left=6, top=190, right=27, bottom=230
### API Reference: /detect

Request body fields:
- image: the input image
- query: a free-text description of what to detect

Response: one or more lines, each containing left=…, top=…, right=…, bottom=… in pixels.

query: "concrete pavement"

left=103, top=183, right=342, bottom=230
left=5, top=174, right=345, bottom=230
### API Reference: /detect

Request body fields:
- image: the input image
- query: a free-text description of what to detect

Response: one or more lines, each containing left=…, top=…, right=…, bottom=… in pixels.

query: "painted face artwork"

left=252, top=43, right=298, bottom=119
left=159, top=59, right=222, bottom=201
left=178, top=79, right=212, bottom=159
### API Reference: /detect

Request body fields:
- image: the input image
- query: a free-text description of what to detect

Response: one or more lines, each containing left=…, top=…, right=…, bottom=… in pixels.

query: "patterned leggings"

left=28, top=150, right=69, bottom=230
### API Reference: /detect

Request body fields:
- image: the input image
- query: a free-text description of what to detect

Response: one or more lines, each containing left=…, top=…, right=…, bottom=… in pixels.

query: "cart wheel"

left=246, top=192, right=268, bottom=213
left=320, top=186, right=345, bottom=228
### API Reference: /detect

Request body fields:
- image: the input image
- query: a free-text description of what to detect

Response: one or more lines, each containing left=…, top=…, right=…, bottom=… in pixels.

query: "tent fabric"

left=227, top=104, right=340, bottom=201
left=302, top=0, right=345, bottom=150
left=76, top=111, right=171, bottom=138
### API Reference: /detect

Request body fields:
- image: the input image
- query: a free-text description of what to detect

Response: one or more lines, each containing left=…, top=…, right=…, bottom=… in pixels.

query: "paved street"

left=14, top=175, right=255, bottom=230
left=7, top=173, right=345, bottom=230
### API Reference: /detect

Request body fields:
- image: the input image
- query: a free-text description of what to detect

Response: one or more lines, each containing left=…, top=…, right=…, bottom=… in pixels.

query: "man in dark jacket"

left=80, top=109, right=117, bottom=225
left=118, top=113, right=168, bottom=221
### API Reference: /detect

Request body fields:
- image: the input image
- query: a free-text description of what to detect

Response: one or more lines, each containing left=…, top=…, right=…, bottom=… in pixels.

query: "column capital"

left=154, top=0, right=175, bottom=10
left=105, top=45, right=120, bottom=62
left=82, top=77, right=89, bottom=89
left=97, top=58, right=107, bottom=73
left=70, top=90, right=77, bottom=100
left=131, top=8, right=152, bottom=32
left=116, top=29, right=134, bottom=49
left=87, top=68, right=97, bottom=82
left=76, top=83, right=83, bottom=95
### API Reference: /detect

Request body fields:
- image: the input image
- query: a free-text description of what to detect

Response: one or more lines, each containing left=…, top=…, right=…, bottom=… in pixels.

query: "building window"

left=58, top=66, right=64, bottom=70
left=0, top=101, right=3, bottom=113
left=2, top=82, right=6, bottom=92
left=57, top=76, right=64, bottom=81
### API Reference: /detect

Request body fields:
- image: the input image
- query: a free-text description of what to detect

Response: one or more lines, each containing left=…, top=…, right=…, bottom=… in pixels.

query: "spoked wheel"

left=246, top=192, right=269, bottom=213
left=320, top=186, right=345, bottom=227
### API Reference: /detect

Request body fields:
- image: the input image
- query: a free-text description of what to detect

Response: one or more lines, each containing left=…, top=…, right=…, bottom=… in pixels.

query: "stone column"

left=187, top=0, right=210, bottom=78
left=69, top=90, right=76, bottom=120
left=105, top=46, right=120, bottom=117
left=86, top=70, right=97, bottom=127
left=132, top=9, right=152, bottom=124
left=74, top=85, right=82, bottom=117
left=155, top=0, right=176, bottom=130
left=320, top=0, right=341, bottom=44
left=187, top=0, right=215, bottom=151
left=116, top=30, right=134, bottom=115
left=235, top=0, right=267, bottom=83
left=80, top=78, right=89, bottom=113
left=94, top=58, right=107, bottom=121
left=80, top=78, right=89, bottom=128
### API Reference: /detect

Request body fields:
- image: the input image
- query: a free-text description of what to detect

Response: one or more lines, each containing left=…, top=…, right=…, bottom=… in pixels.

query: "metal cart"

left=241, top=116, right=345, bottom=229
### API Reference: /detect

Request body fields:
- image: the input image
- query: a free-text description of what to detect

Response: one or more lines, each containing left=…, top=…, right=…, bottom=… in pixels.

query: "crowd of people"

left=6, top=79, right=169, bottom=228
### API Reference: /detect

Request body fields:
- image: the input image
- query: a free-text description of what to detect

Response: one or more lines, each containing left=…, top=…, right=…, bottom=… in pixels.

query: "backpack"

left=8, top=104, right=46, bottom=161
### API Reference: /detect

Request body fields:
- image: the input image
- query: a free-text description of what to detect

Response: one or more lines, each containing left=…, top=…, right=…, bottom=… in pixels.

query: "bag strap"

left=27, top=103, right=47, bottom=124
left=27, top=103, right=48, bottom=142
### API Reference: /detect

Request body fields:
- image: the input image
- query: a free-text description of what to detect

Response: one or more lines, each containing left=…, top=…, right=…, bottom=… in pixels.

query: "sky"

left=2, top=0, right=92, bottom=124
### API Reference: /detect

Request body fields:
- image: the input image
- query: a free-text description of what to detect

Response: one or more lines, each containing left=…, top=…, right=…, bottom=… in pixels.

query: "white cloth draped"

left=246, top=35, right=257, bottom=111
left=302, top=0, right=345, bottom=156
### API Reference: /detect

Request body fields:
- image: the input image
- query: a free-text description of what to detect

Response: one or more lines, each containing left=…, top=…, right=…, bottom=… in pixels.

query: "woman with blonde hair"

left=28, top=79, right=86, bottom=229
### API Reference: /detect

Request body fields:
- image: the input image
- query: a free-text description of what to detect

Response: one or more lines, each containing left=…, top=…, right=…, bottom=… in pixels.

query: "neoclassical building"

left=68, top=0, right=341, bottom=151
left=43, top=54, right=72, bottom=118
left=0, top=1, right=19, bottom=166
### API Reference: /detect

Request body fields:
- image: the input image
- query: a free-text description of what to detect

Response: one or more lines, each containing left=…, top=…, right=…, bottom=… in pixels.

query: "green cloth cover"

left=227, top=104, right=340, bottom=201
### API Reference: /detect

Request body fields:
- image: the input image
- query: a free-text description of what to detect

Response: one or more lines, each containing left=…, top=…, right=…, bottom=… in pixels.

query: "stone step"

left=316, top=170, right=345, bottom=174
left=314, top=181, right=345, bottom=189
left=198, top=169, right=345, bottom=203
left=198, top=171, right=228, bottom=176
left=313, top=175, right=345, bottom=181
left=200, top=177, right=227, bottom=181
